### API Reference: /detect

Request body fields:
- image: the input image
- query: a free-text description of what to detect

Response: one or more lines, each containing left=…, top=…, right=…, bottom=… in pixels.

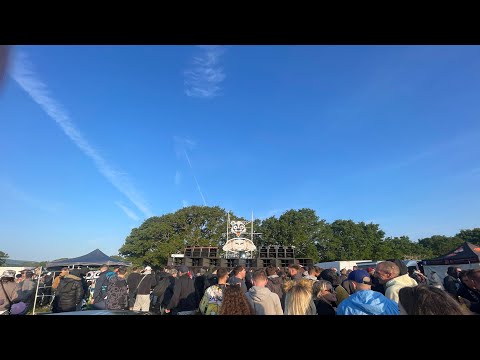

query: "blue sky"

left=1, top=45, right=479, bottom=261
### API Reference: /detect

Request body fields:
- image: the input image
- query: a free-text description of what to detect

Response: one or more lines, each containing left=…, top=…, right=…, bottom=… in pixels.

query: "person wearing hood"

left=245, top=269, right=283, bottom=315
left=375, top=261, right=417, bottom=303
left=52, top=267, right=84, bottom=313
left=336, top=270, right=399, bottom=315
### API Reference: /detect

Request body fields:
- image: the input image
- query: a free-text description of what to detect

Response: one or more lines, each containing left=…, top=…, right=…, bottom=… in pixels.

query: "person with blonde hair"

left=283, top=279, right=317, bottom=315
left=312, top=280, right=337, bottom=315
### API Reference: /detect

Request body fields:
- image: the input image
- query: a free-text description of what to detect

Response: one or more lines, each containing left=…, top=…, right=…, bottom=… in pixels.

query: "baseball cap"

left=144, top=266, right=152, bottom=271
left=347, top=270, right=372, bottom=285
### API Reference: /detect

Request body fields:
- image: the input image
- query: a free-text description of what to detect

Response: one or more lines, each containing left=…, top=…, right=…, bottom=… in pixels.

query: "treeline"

left=119, top=206, right=480, bottom=267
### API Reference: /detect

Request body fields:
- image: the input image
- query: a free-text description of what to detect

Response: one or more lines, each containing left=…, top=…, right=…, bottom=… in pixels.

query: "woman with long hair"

left=219, top=284, right=255, bottom=315
left=398, top=284, right=471, bottom=315
left=283, top=279, right=317, bottom=315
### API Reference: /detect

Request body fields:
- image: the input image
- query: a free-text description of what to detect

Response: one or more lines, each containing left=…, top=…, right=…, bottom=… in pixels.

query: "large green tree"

left=260, top=209, right=324, bottom=261
left=0, top=251, right=8, bottom=266
left=119, top=206, right=229, bottom=267
left=319, top=220, right=385, bottom=261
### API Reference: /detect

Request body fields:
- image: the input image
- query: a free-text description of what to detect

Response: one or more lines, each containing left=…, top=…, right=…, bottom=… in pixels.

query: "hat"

left=367, top=267, right=375, bottom=273
left=178, top=265, right=189, bottom=273
left=144, top=266, right=152, bottom=271
left=1, top=270, right=16, bottom=279
left=347, top=270, right=372, bottom=285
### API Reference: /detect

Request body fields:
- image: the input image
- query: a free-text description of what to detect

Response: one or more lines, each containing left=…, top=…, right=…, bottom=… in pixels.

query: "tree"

left=418, top=235, right=463, bottom=258
left=456, top=228, right=480, bottom=245
left=260, top=209, right=323, bottom=261
left=119, top=206, right=229, bottom=267
left=0, top=251, right=8, bottom=266
left=320, top=220, right=385, bottom=261
left=379, top=236, right=432, bottom=260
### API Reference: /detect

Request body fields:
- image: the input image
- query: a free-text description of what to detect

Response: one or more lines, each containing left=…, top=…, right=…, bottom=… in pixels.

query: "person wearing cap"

left=164, top=265, right=198, bottom=315
left=0, top=270, right=19, bottom=314
left=375, top=261, right=417, bottom=303
left=132, top=266, right=156, bottom=312
left=336, top=270, right=399, bottom=315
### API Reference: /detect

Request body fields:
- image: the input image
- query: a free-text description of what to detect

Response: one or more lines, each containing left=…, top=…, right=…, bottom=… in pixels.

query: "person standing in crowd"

left=219, top=283, right=255, bottom=315
left=228, top=265, right=248, bottom=293
left=127, top=266, right=142, bottom=310
left=106, top=266, right=128, bottom=310
left=0, top=270, right=19, bottom=315
left=91, top=264, right=110, bottom=310
left=312, top=280, right=337, bottom=316
left=398, top=284, right=471, bottom=315
left=283, top=278, right=317, bottom=315
left=375, top=261, right=417, bottom=303
left=52, top=268, right=84, bottom=313
left=443, top=266, right=462, bottom=297
left=132, top=266, right=156, bottom=312
left=16, top=270, right=36, bottom=315
left=287, top=264, right=303, bottom=282
left=245, top=269, right=283, bottom=315
left=199, top=267, right=230, bottom=315
left=165, top=265, right=197, bottom=315
left=336, top=270, right=399, bottom=315
left=265, top=265, right=284, bottom=310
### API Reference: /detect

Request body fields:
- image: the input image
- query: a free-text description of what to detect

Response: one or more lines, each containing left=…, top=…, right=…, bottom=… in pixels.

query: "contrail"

left=115, top=201, right=140, bottom=221
left=10, top=51, right=153, bottom=218
left=183, top=149, right=207, bottom=206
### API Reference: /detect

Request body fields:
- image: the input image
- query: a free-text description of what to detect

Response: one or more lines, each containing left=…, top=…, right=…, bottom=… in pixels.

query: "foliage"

left=455, top=228, right=480, bottom=245
left=0, top=251, right=8, bottom=266
left=118, top=205, right=479, bottom=266
left=417, top=235, right=464, bottom=258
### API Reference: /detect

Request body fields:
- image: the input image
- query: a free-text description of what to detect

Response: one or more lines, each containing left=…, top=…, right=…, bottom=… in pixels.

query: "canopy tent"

left=46, top=249, right=131, bottom=269
left=422, top=242, right=480, bottom=266
left=421, top=242, right=480, bottom=283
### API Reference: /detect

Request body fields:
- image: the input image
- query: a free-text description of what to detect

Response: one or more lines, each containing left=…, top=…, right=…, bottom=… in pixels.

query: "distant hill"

left=5, top=259, right=43, bottom=267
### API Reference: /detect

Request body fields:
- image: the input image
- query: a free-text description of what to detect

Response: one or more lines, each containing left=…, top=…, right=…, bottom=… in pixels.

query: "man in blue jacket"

left=336, top=270, right=399, bottom=315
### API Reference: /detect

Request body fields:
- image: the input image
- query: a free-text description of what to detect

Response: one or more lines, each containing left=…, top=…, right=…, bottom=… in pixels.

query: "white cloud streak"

left=184, top=45, right=226, bottom=99
left=184, top=149, right=207, bottom=206
left=10, top=51, right=153, bottom=218
left=115, top=201, right=140, bottom=221
left=173, top=136, right=207, bottom=206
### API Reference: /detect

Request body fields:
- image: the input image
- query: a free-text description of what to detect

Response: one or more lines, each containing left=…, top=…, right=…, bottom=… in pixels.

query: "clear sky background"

left=1, top=45, right=479, bottom=261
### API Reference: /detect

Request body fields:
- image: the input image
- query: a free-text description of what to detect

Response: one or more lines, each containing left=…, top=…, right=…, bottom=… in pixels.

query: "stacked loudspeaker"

left=168, top=245, right=313, bottom=271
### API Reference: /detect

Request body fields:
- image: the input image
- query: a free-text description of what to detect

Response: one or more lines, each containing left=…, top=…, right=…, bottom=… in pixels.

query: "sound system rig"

left=167, top=245, right=313, bottom=273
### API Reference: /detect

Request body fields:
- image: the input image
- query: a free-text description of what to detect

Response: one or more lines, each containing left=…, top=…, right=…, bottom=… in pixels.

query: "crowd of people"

left=1, top=261, right=479, bottom=315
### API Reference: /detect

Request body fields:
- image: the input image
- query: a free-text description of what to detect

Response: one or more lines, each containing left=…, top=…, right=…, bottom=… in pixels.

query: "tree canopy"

left=0, top=251, right=8, bottom=266
left=118, top=206, right=477, bottom=266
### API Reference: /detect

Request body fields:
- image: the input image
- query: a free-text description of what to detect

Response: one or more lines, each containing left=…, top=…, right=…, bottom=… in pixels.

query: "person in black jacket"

left=52, top=269, right=84, bottom=313
left=165, top=265, right=198, bottom=315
